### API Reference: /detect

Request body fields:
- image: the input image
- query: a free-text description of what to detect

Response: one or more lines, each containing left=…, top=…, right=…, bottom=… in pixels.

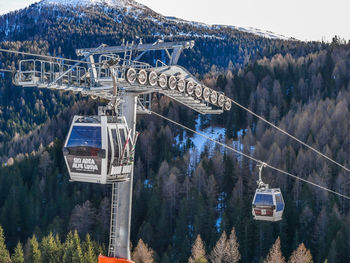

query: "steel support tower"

left=108, top=93, right=137, bottom=259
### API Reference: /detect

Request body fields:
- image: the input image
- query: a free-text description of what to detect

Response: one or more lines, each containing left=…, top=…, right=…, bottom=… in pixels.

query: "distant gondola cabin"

left=252, top=188, right=284, bottom=221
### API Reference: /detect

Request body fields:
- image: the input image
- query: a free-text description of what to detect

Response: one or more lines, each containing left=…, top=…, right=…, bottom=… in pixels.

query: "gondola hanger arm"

left=257, top=162, right=268, bottom=189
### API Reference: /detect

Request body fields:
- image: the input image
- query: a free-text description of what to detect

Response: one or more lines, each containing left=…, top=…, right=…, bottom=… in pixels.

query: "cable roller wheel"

left=158, top=73, right=167, bottom=89
left=168, top=75, right=177, bottom=90
left=177, top=79, right=186, bottom=92
left=210, top=90, right=218, bottom=104
left=126, top=68, right=137, bottom=84
left=137, top=69, right=147, bottom=85
left=218, top=94, right=225, bottom=107
left=224, top=99, right=232, bottom=111
left=202, top=87, right=210, bottom=101
left=186, top=81, right=195, bottom=95
left=148, top=71, right=158, bottom=86
left=194, top=84, right=202, bottom=98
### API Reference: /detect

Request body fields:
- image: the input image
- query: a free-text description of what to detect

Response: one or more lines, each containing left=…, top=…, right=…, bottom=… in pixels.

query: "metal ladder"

left=123, top=41, right=134, bottom=66
left=108, top=183, right=119, bottom=258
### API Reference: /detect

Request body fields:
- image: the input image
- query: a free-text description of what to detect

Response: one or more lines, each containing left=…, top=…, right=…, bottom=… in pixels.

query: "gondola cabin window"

left=275, top=193, right=284, bottom=212
left=254, top=194, right=274, bottom=206
left=67, top=126, right=102, bottom=156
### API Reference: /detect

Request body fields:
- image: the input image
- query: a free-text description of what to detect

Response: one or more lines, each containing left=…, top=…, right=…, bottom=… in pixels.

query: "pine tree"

left=83, top=234, right=97, bottom=263
left=223, top=227, right=240, bottom=263
left=209, top=231, right=227, bottom=263
left=0, top=226, right=10, bottom=263
left=72, top=231, right=84, bottom=263
left=62, top=232, right=73, bottom=263
left=62, top=231, right=84, bottom=263
left=327, top=240, right=336, bottom=263
left=12, top=242, right=24, bottom=263
left=41, top=232, right=61, bottom=263
left=288, top=243, right=313, bottom=263
left=188, top=235, right=207, bottom=263
left=132, top=239, right=154, bottom=263
left=29, top=235, right=42, bottom=263
left=160, top=253, right=170, bottom=263
left=264, top=237, right=285, bottom=263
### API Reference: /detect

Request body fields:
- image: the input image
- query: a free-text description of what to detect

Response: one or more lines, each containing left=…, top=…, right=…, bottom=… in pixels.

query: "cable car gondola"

left=252, top=163, right=284, bottom=222
left=63, top=114, right=137, bottom=184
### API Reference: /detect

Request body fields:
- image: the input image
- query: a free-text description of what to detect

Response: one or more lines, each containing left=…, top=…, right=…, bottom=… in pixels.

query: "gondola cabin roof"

left=255, top=188, right=281, bottom=194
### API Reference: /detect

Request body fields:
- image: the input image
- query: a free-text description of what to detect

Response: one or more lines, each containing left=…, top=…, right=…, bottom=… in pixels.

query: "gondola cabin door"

left=107, top=121, right=133, bottom=182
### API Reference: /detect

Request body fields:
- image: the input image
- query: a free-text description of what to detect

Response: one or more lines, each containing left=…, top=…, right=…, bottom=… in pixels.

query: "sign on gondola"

left=67, top=156, right=102, bottom=174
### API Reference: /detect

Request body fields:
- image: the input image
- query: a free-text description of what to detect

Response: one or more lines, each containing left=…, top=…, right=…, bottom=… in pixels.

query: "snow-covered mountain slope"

left=39, top=0, right=292, bottom=40
left=225, top=25, right=291, bottom=40
left=41, top=0, right=146, bottom=9
left=165, top=16, right=292, bottom=41
left=0, top=0, right=311, bottom=74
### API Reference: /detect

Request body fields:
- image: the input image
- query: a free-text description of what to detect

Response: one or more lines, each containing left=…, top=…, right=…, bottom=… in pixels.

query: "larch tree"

left=97, top=197, right=110, bottom=241
left=223, top=227, right=240, bottom=263
left=264, top=237, right=286, bottom=263
left=62, top=231, right=84, bottom=263
left=11, top=242, right=24, bottom=263
left=62, top=232, right=74, bottom=263
left=69, top=200, right=96, bottom=237
left=209, top=231, right=227, bottom=263
left=0, top=226, right=11, bottom=263
left=38, top=150, right=53, bottom=178
left=288, top=243, right=313, bottom=263
left=72, top=231, right=84, bottom=263
left=132, top=239, right=154, bottom=263
left=28, top=235, right=42, bottom=263
left=40, top=232, right=61, bottom=263
left=163, top=173, right=178, bottom=213
left=83, top=234, right=97, bottom=263
left=188, top=235, right=207, bottom=263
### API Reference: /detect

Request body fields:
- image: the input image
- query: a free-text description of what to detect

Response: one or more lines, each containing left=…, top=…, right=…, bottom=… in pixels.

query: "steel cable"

left=0, top=48, right=101, bottom=65
left=227, top=97, right=350, bottom=173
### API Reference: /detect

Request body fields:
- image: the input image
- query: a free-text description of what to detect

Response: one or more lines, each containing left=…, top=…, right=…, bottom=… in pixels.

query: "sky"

left=0, top=0, right=349, bottom=42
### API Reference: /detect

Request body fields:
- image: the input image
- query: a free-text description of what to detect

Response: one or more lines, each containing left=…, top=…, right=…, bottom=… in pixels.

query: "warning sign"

left=67, top=156, right=101, bottom=174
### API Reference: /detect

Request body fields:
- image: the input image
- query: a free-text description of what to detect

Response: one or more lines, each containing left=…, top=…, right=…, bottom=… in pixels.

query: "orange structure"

left=98, top=255, right=134, bottom=263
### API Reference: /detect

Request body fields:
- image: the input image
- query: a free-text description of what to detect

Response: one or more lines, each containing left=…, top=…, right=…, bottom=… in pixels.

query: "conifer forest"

left=0, top=1, right=350, bottom=262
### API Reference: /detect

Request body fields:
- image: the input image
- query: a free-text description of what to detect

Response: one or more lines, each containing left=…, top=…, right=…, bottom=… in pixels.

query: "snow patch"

left=191, top=115, right=226, bottom=154
left=165, top=16, right=292, bottom=40
left=144, top=179, right=152, bottom=188
left=174, top=130, right=187, bottom=149
left=40, top=0, right=147, bottom=11
left=185, top=115, right=226, bottom=170
left=215, top=217, right=222, bottom=232
left=179, top=115, right=253, bottom=170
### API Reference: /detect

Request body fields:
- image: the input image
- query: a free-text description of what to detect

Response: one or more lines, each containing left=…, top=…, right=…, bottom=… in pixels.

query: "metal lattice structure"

left=14, top=40, right=231, bottom=262
left=14, top=40, right=232, bottom=115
